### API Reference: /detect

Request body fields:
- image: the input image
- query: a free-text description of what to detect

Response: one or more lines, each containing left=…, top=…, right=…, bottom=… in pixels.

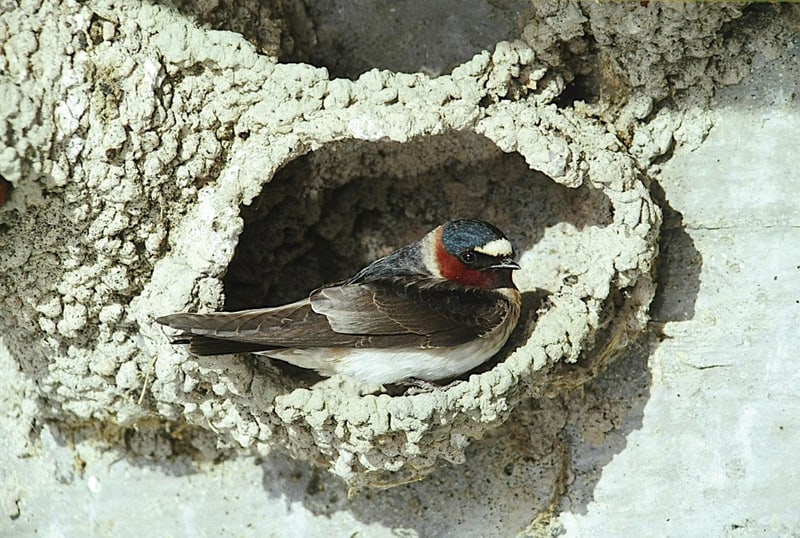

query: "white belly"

left=259, top=314, right=515, bottom=385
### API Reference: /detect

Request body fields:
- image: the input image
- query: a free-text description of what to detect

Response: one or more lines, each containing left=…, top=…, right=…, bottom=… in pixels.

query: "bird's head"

left=423, top=219, right=520, bottom=290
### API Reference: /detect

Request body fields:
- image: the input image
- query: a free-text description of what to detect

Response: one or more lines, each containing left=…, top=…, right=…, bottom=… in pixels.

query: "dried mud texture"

left=522, top=2, right=748, bottom=96
left=2, top=0, right=774, bottom=490
left=521, top=2, right=789, bottom=164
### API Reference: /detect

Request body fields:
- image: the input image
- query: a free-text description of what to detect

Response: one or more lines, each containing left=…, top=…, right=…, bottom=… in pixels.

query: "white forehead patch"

left=474, top=238, right=513, bottom=257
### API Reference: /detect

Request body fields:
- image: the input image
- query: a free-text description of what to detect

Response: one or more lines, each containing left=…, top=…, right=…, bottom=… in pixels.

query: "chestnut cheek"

left=494, top=269, right=515, bottom=289
left=458, top=269, right=516, bottom=290
left=435, top=244, right=513, bottom=289
left=452, top=268, right=487, bottom=288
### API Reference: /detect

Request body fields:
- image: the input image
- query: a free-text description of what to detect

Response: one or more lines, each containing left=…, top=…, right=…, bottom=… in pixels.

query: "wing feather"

left=156, top=277, right=512, bottom=355
left=367, top=278, right=509, bottom=346
left=308, top=277, right=511, bottom=345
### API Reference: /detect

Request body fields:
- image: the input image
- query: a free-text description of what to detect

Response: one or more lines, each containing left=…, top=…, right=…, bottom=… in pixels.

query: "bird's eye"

left=460, top=251, right=477, bottom=264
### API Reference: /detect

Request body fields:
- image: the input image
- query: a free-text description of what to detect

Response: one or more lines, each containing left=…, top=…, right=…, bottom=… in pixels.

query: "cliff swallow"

left=156, top=219, right=521, bottom=386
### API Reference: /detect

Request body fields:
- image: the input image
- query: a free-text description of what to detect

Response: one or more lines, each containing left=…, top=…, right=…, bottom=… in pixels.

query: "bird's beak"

left=490, top=259, right=520, bottom=270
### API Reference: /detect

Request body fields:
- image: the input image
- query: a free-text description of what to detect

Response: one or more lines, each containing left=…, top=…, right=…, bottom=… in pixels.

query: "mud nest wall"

left=1, top=0, right=784, bottom=489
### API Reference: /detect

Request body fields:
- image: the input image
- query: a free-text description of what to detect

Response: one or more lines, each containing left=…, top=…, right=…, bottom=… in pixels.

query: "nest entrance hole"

left=222, top=131, right=612, bottom=310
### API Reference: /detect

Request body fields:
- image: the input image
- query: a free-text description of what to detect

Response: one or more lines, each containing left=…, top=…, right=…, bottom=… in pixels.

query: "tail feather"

left=168, top=333, right=276, bottom=356
left=161, top=333, right=274, bottom=356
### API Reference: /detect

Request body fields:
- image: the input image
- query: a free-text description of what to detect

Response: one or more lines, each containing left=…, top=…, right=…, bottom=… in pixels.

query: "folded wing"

left=156, top=277, right=511, bottom=355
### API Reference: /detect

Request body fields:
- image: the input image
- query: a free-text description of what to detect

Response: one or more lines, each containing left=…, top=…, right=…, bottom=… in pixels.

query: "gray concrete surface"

left=563, top=111, right=800, bottom=536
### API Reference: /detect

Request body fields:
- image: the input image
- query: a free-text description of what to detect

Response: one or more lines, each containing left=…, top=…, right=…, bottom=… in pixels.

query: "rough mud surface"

left=0, top=0, right=783, bottom=492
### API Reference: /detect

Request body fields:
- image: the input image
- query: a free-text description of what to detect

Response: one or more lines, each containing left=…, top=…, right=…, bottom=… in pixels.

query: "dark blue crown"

left=441, top=219, right=512, bottom=257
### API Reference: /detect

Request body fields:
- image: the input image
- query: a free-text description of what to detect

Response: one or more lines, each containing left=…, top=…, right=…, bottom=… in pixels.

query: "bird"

left=155, top=219, right=521, bottom=386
